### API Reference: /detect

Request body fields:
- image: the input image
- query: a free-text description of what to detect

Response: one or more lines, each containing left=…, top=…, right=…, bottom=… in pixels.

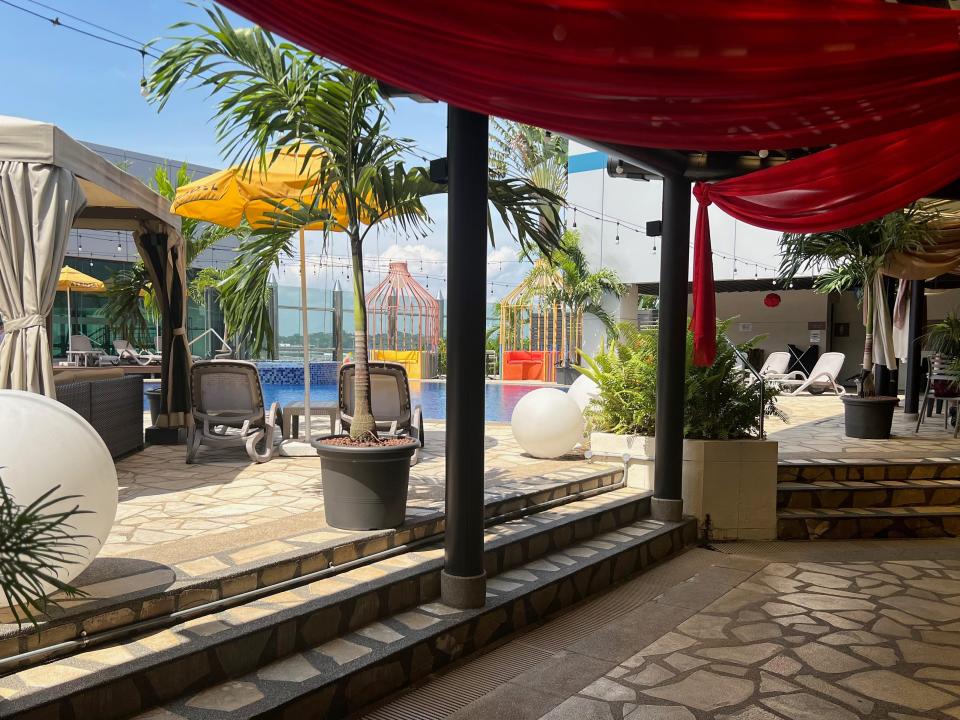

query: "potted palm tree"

left=779, top=207, right=935, bottom=438
left=149, top=8, right=562, bottom=529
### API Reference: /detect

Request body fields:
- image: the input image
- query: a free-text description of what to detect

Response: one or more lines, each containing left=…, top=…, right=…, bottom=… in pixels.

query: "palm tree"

left=521, top=229, right=624, bottom=364
left=490, top=120, right=568, bottom=241
left=148, top=6, right=562, bottom=439
left=778, top=206, right=935, bottom=396
left=103, top=164, right=240, bottom=345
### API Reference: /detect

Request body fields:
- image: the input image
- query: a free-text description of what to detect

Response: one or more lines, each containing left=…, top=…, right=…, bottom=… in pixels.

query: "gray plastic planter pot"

left=842, top=395, right=899, bottom=439
left=315, top=436, right=418, bottom=530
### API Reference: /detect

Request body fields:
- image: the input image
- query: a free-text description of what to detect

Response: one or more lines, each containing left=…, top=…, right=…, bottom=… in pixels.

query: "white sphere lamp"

left=567, top=374, right=599, bottom=412
left=511, top=388, right=585, bottom=459
left=0, top=390, right=118, bottom=600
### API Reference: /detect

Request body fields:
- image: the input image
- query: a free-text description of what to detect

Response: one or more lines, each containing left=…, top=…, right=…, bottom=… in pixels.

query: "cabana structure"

left=498, top=260, right=582, bottom=383
left=0, top=115, right=190, bottom=435
left=366, top=260, right=441, bottom=379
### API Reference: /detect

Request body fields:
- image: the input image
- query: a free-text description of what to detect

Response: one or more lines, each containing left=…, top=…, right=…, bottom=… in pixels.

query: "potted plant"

left=579, top=320, right=782, bottom=540
left=149, top=11, right=562, bottom=529
left=925, top=312, right=960, bottom=408
left=779, top=207, right=935, bottom=439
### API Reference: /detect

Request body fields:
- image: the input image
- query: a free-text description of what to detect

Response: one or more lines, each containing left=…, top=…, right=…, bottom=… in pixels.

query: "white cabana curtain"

left=0, top=161, right=87, bottom=396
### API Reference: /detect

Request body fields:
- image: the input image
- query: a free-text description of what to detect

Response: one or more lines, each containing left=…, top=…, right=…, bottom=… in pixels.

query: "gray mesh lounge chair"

left=187, top=360, right=281, bottom=464
left=339, top=361, right=424, bottom=463
left=114, top=339, right=160, bottom=365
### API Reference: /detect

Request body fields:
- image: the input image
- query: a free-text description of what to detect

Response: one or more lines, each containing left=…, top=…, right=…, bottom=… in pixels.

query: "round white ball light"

left=0, top=390, right=118, bottom=601
left=566, top=374, right=599, bottom=412
left=511, top=388, right=585, bottom=459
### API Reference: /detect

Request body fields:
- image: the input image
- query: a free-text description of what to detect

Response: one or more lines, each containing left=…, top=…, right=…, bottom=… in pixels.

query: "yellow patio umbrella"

left=57, top=265, right=105, bottom=353
left=171, top=147, right=364, bottom=447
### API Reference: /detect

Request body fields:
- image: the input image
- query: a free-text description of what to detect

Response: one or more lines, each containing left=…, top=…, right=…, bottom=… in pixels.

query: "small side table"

left=282, top=402, right=339, bottom=439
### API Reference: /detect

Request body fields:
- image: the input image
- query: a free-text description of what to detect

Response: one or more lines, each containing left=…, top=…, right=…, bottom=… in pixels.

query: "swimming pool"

left=262, top=381, right=546, bottom=422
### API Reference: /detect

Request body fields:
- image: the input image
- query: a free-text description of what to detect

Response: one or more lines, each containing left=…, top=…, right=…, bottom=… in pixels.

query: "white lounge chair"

left=114, top=339, right=160, bottom=366
left=68, top=334, right=119, bottom=366
left=186, top=360, right=281, bottom=464
left=778, top=351, right=847, bottom=395
left=758, top=351, right=791, bottom=379
left=339, top=361, right=424, bottom=464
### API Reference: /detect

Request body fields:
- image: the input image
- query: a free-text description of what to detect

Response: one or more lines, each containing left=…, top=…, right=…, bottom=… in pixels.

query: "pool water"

left=262, top=381, right=545, bottom=422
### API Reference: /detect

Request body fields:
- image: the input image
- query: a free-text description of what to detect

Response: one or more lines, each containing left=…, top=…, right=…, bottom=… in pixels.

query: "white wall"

left=567, top=141, right=786, bottom=285
left=712, top=290, right=829, bottom=359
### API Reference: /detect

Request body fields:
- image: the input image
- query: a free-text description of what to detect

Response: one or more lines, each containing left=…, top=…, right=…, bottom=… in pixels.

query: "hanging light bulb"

left=572, top=208, right=577, bottom=228
left=77, top=233, right=83, bottom=253
left=89, top=259, right=94, bottom=267
left=651, top=239, right=657, bottom=255
left=732, top=261, right=737, bottom=276
left=754, top=265, right=759, bottom=279
left=117, top=236, right=123, bottom=252
left=772, top=278, right=778, bottom=286
left=139, top=50, right=149, bottom=98
left=615, top=222, right=620, bottom=245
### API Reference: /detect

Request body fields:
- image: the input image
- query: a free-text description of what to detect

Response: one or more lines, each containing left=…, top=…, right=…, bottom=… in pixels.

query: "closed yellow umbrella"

left=57, top=265, right=105, bottom=354
left=171, top=147, right=366, bottom=446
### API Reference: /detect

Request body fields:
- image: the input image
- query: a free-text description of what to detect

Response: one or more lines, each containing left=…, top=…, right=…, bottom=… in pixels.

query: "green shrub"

left=578, top=319, right=780, bottom=440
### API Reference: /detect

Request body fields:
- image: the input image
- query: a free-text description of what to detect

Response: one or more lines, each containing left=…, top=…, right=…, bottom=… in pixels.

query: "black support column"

left=442, top=105, right=488, bottom=609
left=653, top=175, right=691, bottom=522
left=904, top=279, right=926, bottom=416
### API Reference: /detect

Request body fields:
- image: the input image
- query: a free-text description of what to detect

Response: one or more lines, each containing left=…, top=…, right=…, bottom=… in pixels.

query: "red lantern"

left=764, top=292, right=781, bottom=308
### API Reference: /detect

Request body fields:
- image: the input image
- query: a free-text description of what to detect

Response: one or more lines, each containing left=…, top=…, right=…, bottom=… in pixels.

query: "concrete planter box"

left=589, top=432, right=778, bottom=540
left=682, top=439, right=778, bottom=541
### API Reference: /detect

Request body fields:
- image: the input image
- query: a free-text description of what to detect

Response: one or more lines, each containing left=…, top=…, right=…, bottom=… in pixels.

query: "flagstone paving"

left=383, top=541, right=960, bottom=720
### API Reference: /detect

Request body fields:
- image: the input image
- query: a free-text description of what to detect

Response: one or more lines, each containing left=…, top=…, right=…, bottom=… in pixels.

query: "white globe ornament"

left=511, top=388, right=585, bottom=459
left=566, top=374, right=599, bottom=412
left=0, top=390, right=118, bottom=601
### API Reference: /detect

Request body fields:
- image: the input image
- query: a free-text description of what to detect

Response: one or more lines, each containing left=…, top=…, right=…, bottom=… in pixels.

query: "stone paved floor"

left=383, top=540, right=960, bottom=720
left=770, top=395, right=960, bottom=462
left=107, top=418, right=593, bottom=557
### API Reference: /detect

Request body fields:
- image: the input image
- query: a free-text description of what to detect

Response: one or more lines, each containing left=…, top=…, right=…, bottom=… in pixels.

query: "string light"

left=77, top=232, right=82, bottom=253
left=615, top=222, right=620, bottom=245
left=572, top=208, right=577, bottom=228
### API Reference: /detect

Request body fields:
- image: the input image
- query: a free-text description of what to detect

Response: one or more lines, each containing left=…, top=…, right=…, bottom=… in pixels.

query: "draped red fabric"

left=219, top=0, right=960, bottom=365
left=688, top=112, right=960, bottom=364
left=690, top=184, right=716, bottom=367
left=219, top=0, right=960, bottom=151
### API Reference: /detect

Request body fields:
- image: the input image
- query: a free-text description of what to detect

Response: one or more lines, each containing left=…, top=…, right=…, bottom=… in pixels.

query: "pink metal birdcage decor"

left=366, top=261, right=441, bottom=379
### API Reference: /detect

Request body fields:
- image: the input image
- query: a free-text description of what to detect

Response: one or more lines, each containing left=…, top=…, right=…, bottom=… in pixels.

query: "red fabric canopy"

left=220, top=0, right=960, bottom=151
left=689, top=112, right=960, bottom=365
left=220, top=0, right=960, bottom=365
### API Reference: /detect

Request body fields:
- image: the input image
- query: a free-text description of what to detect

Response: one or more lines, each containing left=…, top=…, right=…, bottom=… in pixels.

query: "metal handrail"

left=726, top=337, right=765, bottom=437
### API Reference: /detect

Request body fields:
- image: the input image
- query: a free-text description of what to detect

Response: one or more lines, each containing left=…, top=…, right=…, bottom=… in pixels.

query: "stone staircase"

left=777, top=461, right=960, bottom=539
left=0, top=487, right=696, bottom=720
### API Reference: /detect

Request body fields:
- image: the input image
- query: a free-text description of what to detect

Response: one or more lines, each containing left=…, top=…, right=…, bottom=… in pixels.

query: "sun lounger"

left=186, top=360, right=281, bottom=464
left=777, top=351, right=846, bottom=395
left=114, top=339, right=161, bottom=366
left=339, top=361, right=424, bottom=464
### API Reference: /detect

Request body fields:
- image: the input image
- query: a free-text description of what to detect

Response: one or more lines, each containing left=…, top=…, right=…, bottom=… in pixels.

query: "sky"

left=0, top=0, right=532, bottom=296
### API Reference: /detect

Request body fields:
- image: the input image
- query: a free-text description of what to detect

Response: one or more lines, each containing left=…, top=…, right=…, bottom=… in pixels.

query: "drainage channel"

left=0, top=473, right=627, bottom=674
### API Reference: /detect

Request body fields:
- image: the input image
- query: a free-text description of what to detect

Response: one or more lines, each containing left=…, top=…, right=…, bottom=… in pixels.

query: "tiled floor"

left=386, top=540, right=960, bottom=720
left=770, top=395, right=960, bottom=462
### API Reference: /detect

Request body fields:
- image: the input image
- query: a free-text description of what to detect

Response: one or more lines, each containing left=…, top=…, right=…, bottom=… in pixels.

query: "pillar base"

left=441, top=569, right=486, bottom=609
left=651, top=497, right=683, bottom=523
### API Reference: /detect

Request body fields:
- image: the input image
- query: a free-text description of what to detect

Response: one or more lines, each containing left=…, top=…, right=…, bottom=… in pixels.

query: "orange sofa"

left=502, top=350, right=546, bottom=381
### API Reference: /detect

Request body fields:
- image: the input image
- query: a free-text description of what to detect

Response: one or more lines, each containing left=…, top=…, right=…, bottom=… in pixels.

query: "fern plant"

left=578, top=319, right=780, bottom=439
left=0, top=477, right=90, bottom=627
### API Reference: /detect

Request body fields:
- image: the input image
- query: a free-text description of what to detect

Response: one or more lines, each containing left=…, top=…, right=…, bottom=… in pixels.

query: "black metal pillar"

left=653, top=175, right=691, bottom=522
left=904, top=279, right=926, bottom=415
left=442, top=105, right=488, bottom=609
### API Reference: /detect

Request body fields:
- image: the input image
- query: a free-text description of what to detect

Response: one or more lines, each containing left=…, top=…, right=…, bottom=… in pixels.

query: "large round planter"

left=145, top=387, right=162, bottom=426
left=842, top=396, right=899, bottom=439
left=315, top=436, right=417, bottom=530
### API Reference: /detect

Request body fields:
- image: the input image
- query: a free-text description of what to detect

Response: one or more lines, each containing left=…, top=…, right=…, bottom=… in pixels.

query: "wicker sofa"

left=55, top=369, right=144, bottom=458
